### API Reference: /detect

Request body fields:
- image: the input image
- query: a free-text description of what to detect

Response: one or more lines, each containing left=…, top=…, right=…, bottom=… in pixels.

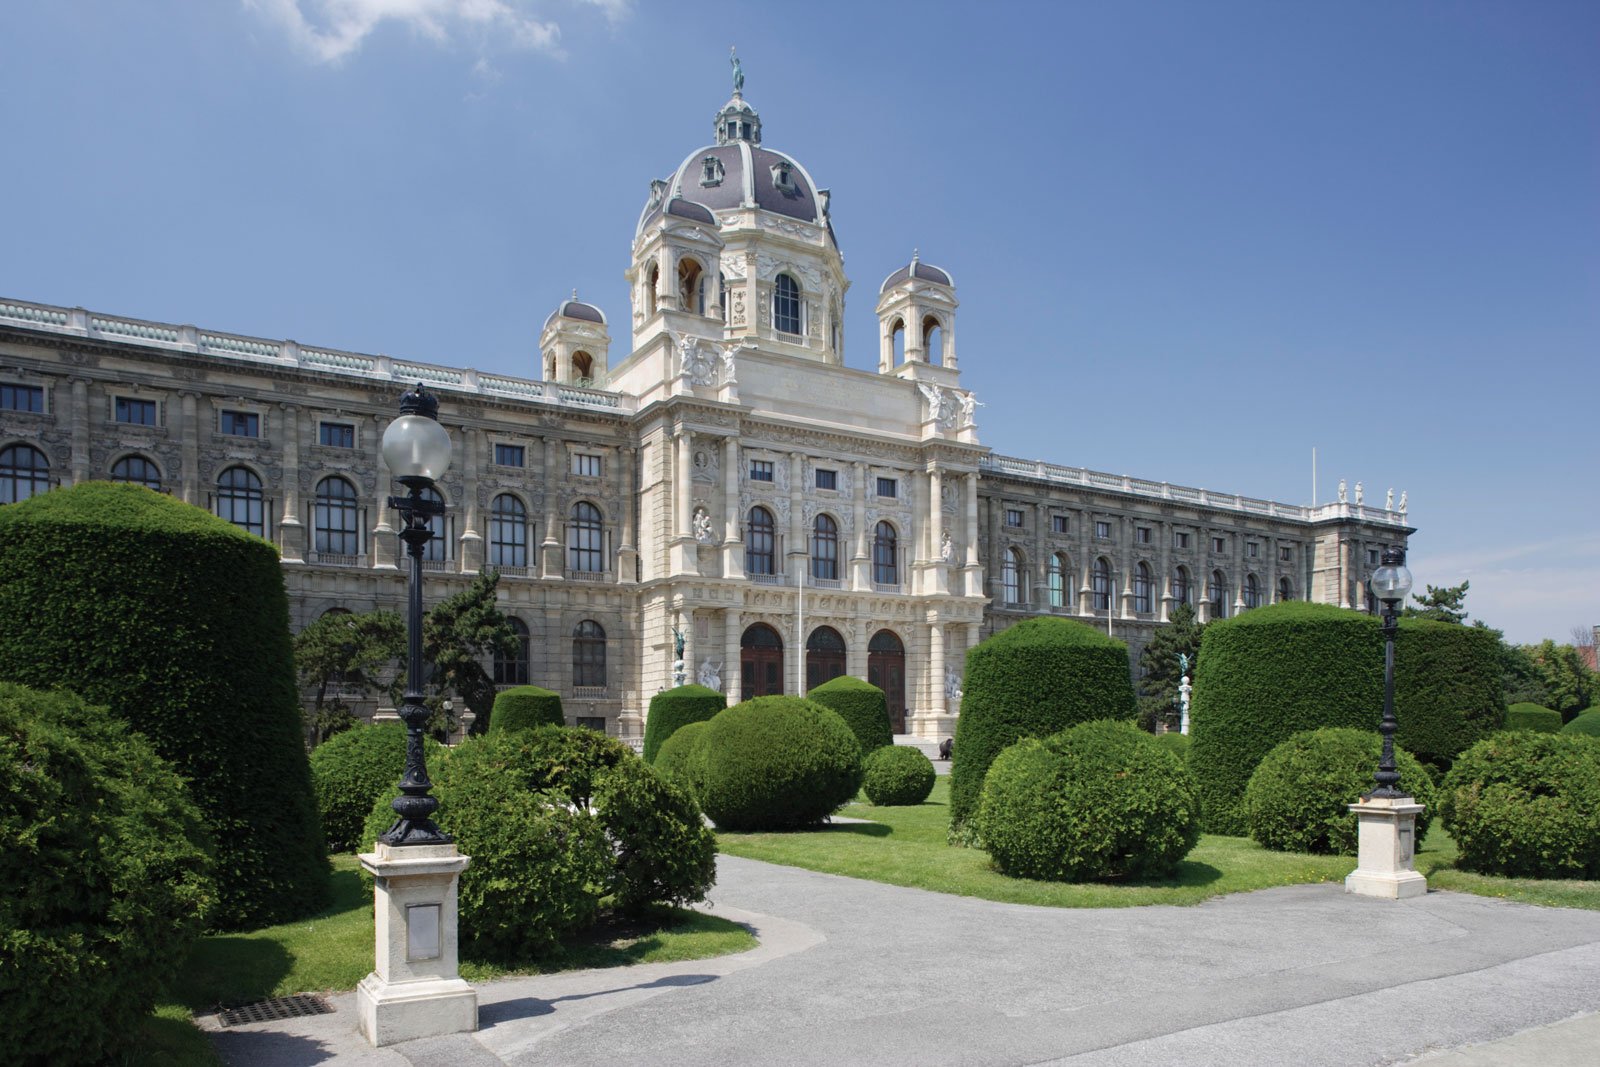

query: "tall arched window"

left=0, top=444, right=50, bottom=505
left=678, top=258, right=704, bottom=314
left=572, top=351, right=594, bottom=383
left=110, top=453, right=161, bottom=490
left=1171, top=565, right=1191, bottom=606
left=1134, top=562, right=1154, bottom=613
left=745, top=507, right=775, bottom=575
left=1048, top=553, right=1067, bottom=609
left=1002, top=547, right=1023, bottom=604
left=1209, top=570, right=1229, bottom=619
left=806, top=626, right=847, bottom=691
left=812, top=514, right=838, bottom=581
left=419, top=485, right=448, bottom=562
left=646, top=263, right=660, bottom=317
left=1092, top=557, right=1113, bottom=612
left=1278, top=576, right=1294, bottom=602
left=922, top=315, right=943, bottom=364
left=573, top=620, right=606, bottom=687
left=873, top=521, right=898, bottom=585
left=890, top=318, right=905, bottom=363
left=569, top=501, right=603, bottom=573
left=719, top=274, right=729, bottom=324
left=490, top=494, right=528, bottom=568
left=314, top=476, right=361, bottom=556
left=216, top=465, right=264, bottom=536
left=773, top=272, right=802, bottom=335
left=495, top=617, right=530, bottom=686
left=1244, top=573, right=1262, bottom=610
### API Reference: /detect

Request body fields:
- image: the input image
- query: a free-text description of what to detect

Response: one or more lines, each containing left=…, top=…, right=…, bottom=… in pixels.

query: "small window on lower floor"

left=1052, top=514, right=1069, bottom=534
left=750, top=460, right=774, bottom=482
left=576, top=716, right=605, bottom=732
left=494, top=443, right=525, bottom=467
left=320, top=422, right=355, bottom=448
left=1095, top=521, right=1111, bottom=540
left=1005, top=508, right=1024, bottom=528
left=572, top=453, right=602, bottom=478
left=876, top=477, right=897, bottom=499
left=815, top=468, right=837, bottom=490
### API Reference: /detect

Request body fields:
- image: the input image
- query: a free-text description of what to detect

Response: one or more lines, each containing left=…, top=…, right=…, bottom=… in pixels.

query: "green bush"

left=1243, top=728, right=1436, bottom=854
left=1507, top=702, right=1563, bottom=733
left=654, top=719, right=712, bottom=800
left=1153, top=732, right=1192, bottom=762
left=489, top=686, right=565, bottom=734
left=976, top=720, right=1201, bottom=882
left=700, top=696, right=863, bottom=831
left=806, top=675, right=893, bottom=752
left=1393, top=620, right=1506, bottom=769
left=862, top=745, right=937, bottom=806
left=643, top=684, right=726, bottom=763
left=0, top=482, right=326, bottom=929
left=1561, top=711, right=1600, bottom=737
left=1, top=683, right=216, bottom=1064
left=1439, top=732, right=1600, bottom=879
left=593, top=758, right=718, bottom=912
left=311, top=724, right=447, bottom=853
left=949, top=617, right=1136, bottom=833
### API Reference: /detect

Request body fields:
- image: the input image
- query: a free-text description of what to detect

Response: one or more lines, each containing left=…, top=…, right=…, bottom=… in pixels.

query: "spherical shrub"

left=489, top=685, right=565, bottom=735
left=976, top=720, right=1201, bottom=881
left=654, top=719, right=712, bottom=800
left=311, top=723, right=447, bottom=853
left=700, top=696, right=863, bottom=831
left=1, top=683, right=216, bottom=1064
left=1244, top=728, right=1435, bottom=854
left=643, top=684, right=726, bottom=763
left=1439, top=732, right=1600, bottom=878
left=1154, top=732, right=1192, bottom=762
left=592, top=758, right=718, bottom=911
left=1507, top=702, right=1563, bottom=733
left=863, top=745, right=937, bottom=806
left=1558, top=710, right=1600, bottom=737
left=806, top=675, right=893, bottom=752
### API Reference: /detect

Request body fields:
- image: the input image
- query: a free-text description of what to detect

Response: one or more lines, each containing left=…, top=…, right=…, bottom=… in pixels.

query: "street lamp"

left=1367, top=545, right=1413, bottom=799
left=378, top=382, right=453, bottom=846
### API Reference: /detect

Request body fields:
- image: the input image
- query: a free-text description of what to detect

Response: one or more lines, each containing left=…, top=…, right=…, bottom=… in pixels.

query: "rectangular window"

left=1280, top=546, right=1293, bottom=562
left=1247, top=542, right=1259, bottom=558
left=115, top=397, right=157, bottom=426
left=1095, top=521, right=1111, bottom=540
left=1005, top=508, right=1024, bottom=528
left=1052, top=514, right=1069, bottom=534
left=1136, top=527, right=1152, bottom=544
left=219, top=410, right=259, bottom=437
left=319, top=422, right=355, bottom=448
left=576, top=716, right=606, bottom=732
left=1, top=384, right=44, bottom=412
left=1174, top=531, right=1190, bottom=549
left=1368, top=548, right=1380, bottom=566
left=750, top=460, right=774, bottom=482
left=1212, top=537, right=1226, bottom=553
left=876, top=477, right=898, bottom=499
left=572, top=453, right=602, bottom=478
left=815, top=468, right=837, bottom=490
left=494, top=443, right=525, bottom=468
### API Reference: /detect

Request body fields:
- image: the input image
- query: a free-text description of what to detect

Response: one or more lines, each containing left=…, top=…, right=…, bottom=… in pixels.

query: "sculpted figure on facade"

left=959, top=390, right=981, bottom=424
left=671, top=331, right=717, bottom=387
left=693, top=507, right=714, bottom=543
left=699, top=656, right=722, bottom=692
left=917, top=382, right=956, bottom=428
left=1354, top=481, right=1364, bottom=505
left=1338, top=478, right=1348, bottom=504
left=940, top=529, right=954, bottom=563
left=1399, top=490, right=1407, bottom=514
left=1386, top=487, right=1394, bottom=511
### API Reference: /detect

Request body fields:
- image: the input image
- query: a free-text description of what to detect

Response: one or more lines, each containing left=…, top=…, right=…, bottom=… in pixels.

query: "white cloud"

left=1409, top=534, right=1600, bottom=644
left=246, top=0, right=574, bottom=63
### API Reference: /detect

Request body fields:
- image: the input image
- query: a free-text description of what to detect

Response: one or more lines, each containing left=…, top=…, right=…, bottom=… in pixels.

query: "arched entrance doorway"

left=740, top=623, right=784, bottom=700
left=806, top=626, right=847, bottom=693
left=867, top=629, right=906, bottom=733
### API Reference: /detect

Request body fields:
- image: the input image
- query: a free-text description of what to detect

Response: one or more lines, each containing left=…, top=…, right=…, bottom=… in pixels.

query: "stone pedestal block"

left=1344, top=796, right=1428, bottom=900
left=356, top=842, right=476, bottom=1046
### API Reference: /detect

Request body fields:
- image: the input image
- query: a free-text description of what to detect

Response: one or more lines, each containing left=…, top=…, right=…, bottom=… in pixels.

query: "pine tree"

left=1137, top=602, right=1204, bottom=730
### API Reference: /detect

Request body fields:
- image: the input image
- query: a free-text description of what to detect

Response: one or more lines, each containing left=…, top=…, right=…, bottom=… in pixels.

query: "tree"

left=1527, top=639, right=1597, bottom=720
left=1137, top=602, right=1204, bottom=730
left=1486, top=627, right=1550, bottom=706
left=418, top=569, right=518, bottom=738
left=1403, top=580, right=1470, bottom=624
left=294, top=610, right=405, bottom=744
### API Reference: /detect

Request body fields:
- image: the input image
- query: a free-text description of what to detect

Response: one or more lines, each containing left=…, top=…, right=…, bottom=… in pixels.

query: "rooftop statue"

left=730, top=47, right=744, bottom=94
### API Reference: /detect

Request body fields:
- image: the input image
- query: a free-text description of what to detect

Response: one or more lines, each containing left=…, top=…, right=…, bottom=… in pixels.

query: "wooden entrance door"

left=805, top=626, right=847, bottom=693
left=867, top=629, right=906, bottom=733
left=740, top=623, right=784, bottom=700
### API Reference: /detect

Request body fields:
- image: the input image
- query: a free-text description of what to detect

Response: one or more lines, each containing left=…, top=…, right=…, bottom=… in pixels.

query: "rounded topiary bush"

left=489, top=685, right=565, bottom=735
left=806, top=675, right=893, bottom=753
left=1506, top=702, right=1562, bottom=733
left=976, top=720, right=1201, bottom=881
left=1243, top=728, right=1436, bottom=854
left=1439, top=732, right=1600, bottom=879
left=312, top=724, right=447, bottom=853
left=862, top=744, right=937, bottom=806
left=654, top=718, right=712, bottom=800
left=0, top=482, right=326, bottom=929
left=1561, top=711, right=1600, bottom=737
left=1392, top=619, right=1506, bottom=771
left=950, top=617, right=1136, bottom=834
left=699, top=696, right=863, bottom=831
left=643, top=684, right=726, bottom=763
left=1154, top=732, right=1192, bottom=762
left=1, top=683, right=216, bottom=1065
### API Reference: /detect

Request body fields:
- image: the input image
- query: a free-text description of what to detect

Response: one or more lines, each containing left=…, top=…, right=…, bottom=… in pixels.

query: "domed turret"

left=539, top=293, right=611, bottom=387
left=876, top=250, right=958, bottom=374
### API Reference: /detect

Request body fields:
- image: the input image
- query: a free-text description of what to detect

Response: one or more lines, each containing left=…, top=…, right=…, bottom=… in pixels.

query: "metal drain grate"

left=218, top=994, right=333, bottom=1027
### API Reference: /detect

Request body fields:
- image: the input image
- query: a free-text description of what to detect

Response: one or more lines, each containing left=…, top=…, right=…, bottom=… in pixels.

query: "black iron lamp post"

left=1367, top=545, right=1414, bottom=799
left=378, top=383, right=453, bottom=846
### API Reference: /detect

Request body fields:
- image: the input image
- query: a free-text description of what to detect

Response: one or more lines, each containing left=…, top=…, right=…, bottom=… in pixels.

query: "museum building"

left=0, top=82, right=1413, bottom=739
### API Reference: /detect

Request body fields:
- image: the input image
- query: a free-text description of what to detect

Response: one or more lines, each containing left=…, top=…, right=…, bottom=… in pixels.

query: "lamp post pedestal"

left=1344, top=796, right=1428, bottom=899
left=356, top=842, right=476, bottom=1046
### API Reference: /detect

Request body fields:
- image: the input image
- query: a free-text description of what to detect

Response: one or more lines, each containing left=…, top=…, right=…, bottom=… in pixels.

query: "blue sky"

left=2, top=1, right=1595, bottom=644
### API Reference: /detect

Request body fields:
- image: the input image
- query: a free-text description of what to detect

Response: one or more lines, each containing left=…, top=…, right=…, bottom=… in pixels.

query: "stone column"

left=180, top=392, right=199, bottom=505
left=850, top=461, right=869, bottom=589
left=848, top=622, right=868, bottom=679
left=670, top=430, right=695, bottom=574
left=723, top=607, right=742, bottom=705
left=1233, top=531, right=1246, bottom=616
left=277, top=403, right=304, bottom=562
left=928, top=465, right=947, bottom=595
left=540, top=435, right=562, bottom=578
left=1031, top=499, right=1048, bottom=606
left=458, top=428, right=482, bottom=574
left=963, top=472, right=982, bottom=597
left=617, top=445, right=638, bottom=583
left=1157, top=522, right=1172, bottom=622
left=722, top=436, right=744, bottom=579
left=1265, top=536, right=1278, bottom=604
left=1120, top=525, right=1135, bottom=620
left=373, top=419, right=397, bottom=570
left=69, top=379, right=89, bottom=484
left=927, top=621, right=945, bottom=739
left=788, top=451, right=805, bottom=578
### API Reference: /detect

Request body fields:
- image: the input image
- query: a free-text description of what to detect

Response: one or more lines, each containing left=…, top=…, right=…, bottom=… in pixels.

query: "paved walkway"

left=201, top=855, right=1600, bottom=1066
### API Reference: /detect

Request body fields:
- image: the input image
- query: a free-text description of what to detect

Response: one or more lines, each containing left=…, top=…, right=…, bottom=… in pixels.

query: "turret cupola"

left=539, top=293, right=611, bottom=387
left=876, top=250, right=959, bottom=377
left=715, top=49, right=762, bottom=145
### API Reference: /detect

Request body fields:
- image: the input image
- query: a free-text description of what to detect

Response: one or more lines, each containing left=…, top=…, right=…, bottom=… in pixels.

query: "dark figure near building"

left=938, top=737, right=954, bottom=761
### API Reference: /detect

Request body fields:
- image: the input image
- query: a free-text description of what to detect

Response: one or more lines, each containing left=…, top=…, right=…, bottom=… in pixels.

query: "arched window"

left=745, top=507, right=775, bottom=575
left=545, top=353, right=556, bottom=380
left=1244, top=573, right=1262, bottom=610
left=922, top=315, right=943, bottom=364
left=573, top=620, right=606, bottom=687
left=1134, top=562, right=1154, bottom=613
left=890, top=317, right=905, bottom=363
left=110, top=453, right=161, bottom=490
left=216, top=465, right=264, bottom=536
left=806, top=626, right=847, bottom=691
left=646, top=263, right=660, bottom=316
left=719, top=274, right=729, bottom=323
left=741, top=623, right=784, bottom=699
left=1171, top=565, right=1191, bottom=606
left=419, top=485, right=448, bottom=562
left=490, top=494, right=528, bottom=568
left=0, top=444, right=50, bottom=505
left=314, top=476, right=361, bottom=556
left=1209, top=570, right=1229, bottom=619
left=1048, top=553, right=1068, bottom=609
left=678, top=258, right=704, bottom=314
left=873, top=521, right=898, bottom=585
left=773, top=272, right=802, bottom=335
left=1278, top=576, right=1294, bottom=602
left=495, top=617, right=530, bottom=686
left=569, top=501, right=603, bottom=573
left=572, top=351, right=594, bottom=383
left=812, top=514, right=838, bottom=581
left=1092, top=557, right=1113, bottom=611
left=1002, top=547, right=1023, bottom=604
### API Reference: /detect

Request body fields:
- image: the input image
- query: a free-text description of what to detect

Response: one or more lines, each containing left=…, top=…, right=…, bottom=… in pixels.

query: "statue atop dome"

left=730, top=47, right=744, bottom=94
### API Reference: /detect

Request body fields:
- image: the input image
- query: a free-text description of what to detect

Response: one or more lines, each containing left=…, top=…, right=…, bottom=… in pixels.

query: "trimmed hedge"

left=654, top=719, right=712, bottom=800
left=862, top=744, right=937, bottom=806
left=1559, top=710, right=1600, bottom=737
left=489, top=686, right=565, bottom=735
left=949, top=617, right=1136, bottom=833
left=806, top=675, right=893, bottom=752
left=311, top=723, right=446, bottom=853
left=976, top=720, right=1201, bottom=881
left=643, top=684, right=726, bottom=763
left=1154, top=732, right=1192, bottom=763
left=1439, top=732, right=1600, bottom=878
left=0, top=482, right=327, bottom=929
left=1243, top=728, right=1435, bottom=854
left=2, top=683, right=216, bottom=1064
left=700, top=696, right=863, bottom=831
left=1507, top=702, right=1563, bottom=733
left=1393, top=619, right=1506, bottom=768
